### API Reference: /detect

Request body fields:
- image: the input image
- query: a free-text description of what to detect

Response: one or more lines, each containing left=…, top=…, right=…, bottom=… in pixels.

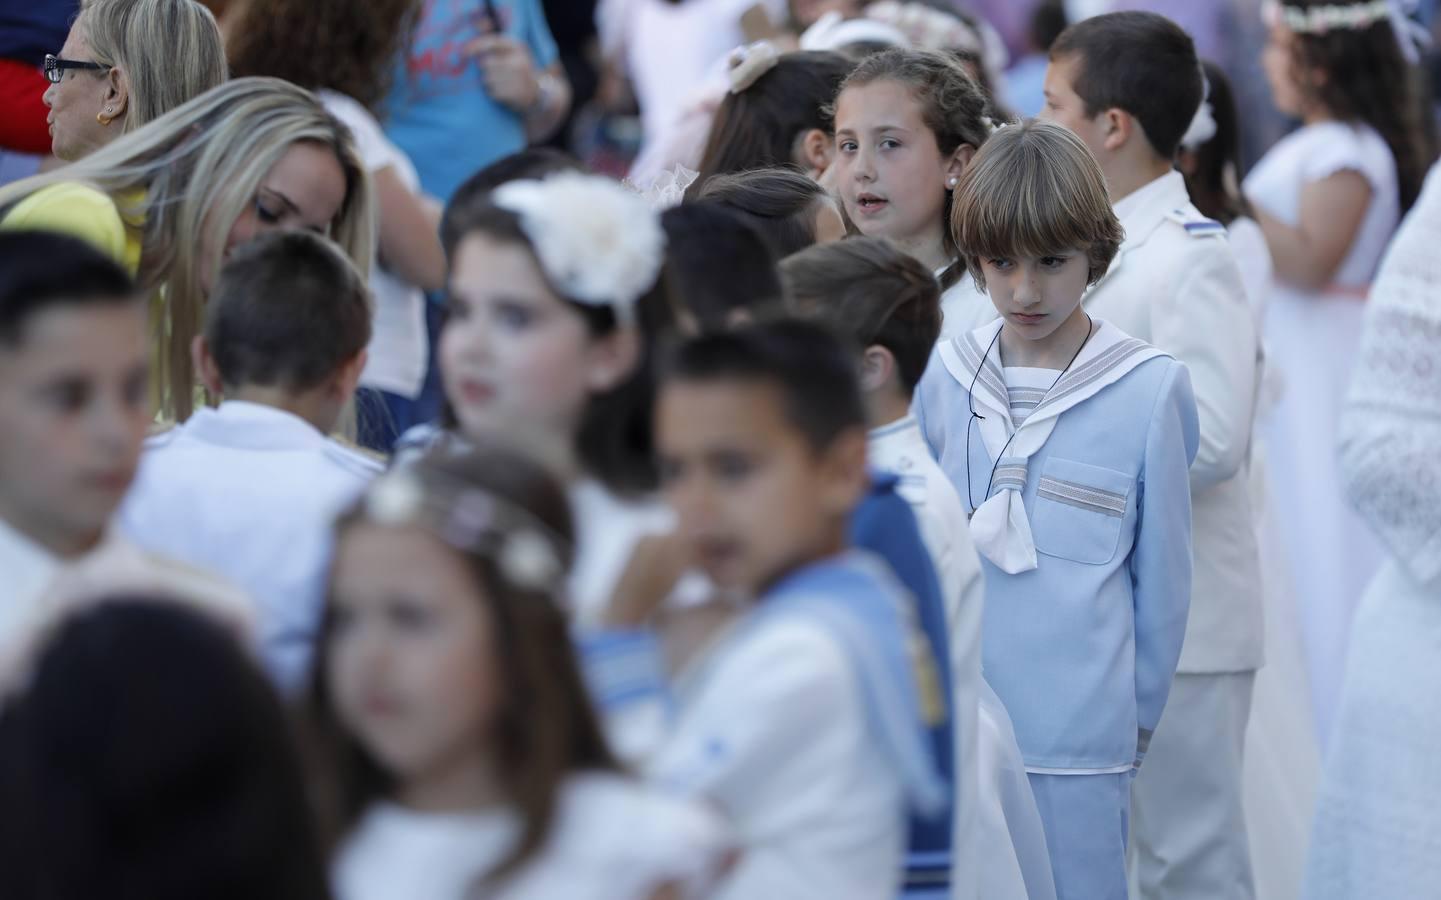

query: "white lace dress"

left=1303, top=162, right=1441, bottom=900
left=1244, top=121, right=1399, bottom=748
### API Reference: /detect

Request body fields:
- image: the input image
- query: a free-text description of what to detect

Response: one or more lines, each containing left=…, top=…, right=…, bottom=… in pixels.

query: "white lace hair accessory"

left=799, top=11, right=907, bottom=52
left=625, top=164, right=699, bottom=211
left=727, top=40, right=782, bottom=94
left=1262, top=0, right=1429, bottom=63
left=364, top=466, right=568, bottom=595
left=492, top=172, right=667, bottom=324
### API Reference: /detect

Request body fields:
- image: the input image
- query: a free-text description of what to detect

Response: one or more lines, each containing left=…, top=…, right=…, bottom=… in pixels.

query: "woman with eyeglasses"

left=0, top=77, right=373, bottom=422
left=42, top=0, right=226, bottom=161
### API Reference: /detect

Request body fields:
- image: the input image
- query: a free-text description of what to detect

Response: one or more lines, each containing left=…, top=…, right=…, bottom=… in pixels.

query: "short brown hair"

left=206, top=231, right=372, bottom=392
left=780, top=237, right=941, bottom=395
left=950, top=118, right=1122, bottom=292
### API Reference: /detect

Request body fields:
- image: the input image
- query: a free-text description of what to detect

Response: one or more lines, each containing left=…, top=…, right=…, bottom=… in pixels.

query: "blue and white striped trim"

left=1037, top=476, right=1127, bottom=517
left=575, top=629, right=668, bottom=710
left=904, top=849, right=953, bottom=893
left=991, top=459, right=1029, bottom=493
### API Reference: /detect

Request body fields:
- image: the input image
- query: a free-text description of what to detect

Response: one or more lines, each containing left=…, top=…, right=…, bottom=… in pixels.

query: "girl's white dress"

left=1228, top=212, right=1322, bottom=900
left=1243, top=121, right=1399, bottom=749
left=1305, top=162, right=1441, bottom=899
left=333, top=772, right=729, bottom=900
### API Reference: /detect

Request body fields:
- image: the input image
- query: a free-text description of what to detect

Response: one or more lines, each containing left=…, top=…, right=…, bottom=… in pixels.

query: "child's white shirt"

left=333, top=771, right=730, bottom=900
left=939, top=267, right=998, bottom=343
left=868, top=415, right=986, bottom=900
left=118, top=401, right=381, bottom=689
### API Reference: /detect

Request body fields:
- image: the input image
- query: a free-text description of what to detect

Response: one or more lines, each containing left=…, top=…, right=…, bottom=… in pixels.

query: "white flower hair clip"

left=492, top=172, right=667, bottom=325
left=727, top=40, right=782, bottom=94
left=1180, top=100, right=1218, bottom=150
left=365, top=469, right=567, bottom=594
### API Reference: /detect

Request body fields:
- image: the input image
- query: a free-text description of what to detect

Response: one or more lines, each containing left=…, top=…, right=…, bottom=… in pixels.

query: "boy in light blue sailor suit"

left=1041, top=14, right=1264, bottom=900
left=915, top=119, right=1199, bottom=900
left=120, top=232, right=381, bottom=692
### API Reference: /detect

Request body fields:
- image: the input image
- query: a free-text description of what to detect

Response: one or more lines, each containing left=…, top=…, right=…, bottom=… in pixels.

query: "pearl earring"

left=947, top=177, right=958, bottom=188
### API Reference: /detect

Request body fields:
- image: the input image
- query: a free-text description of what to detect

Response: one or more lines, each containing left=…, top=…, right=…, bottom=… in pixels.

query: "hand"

left=466, top=34, right=541, bottom=112
left=603, top=532, right=693, bottom=627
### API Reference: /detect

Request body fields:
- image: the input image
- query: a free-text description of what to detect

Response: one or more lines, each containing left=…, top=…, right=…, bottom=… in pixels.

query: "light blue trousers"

left=1027, top=771, right=1132, bottom=900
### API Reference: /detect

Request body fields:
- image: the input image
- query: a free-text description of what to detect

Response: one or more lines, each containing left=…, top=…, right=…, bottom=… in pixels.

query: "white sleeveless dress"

left=1243, top=121, right=1398, bottom=750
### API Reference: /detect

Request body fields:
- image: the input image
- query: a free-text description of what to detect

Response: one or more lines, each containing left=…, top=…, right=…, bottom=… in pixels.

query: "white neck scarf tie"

left=939, top=319, right=1167, bottom=573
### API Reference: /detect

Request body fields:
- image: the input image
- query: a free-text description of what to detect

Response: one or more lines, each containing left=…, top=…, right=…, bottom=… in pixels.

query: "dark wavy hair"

left=1285, top=0, right=1437, bottom=211
left=225, top=0, right=421, bottom=111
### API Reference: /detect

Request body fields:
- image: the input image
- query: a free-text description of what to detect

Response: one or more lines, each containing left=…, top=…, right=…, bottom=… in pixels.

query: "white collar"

left=0, top=516, right=60, bottom=607
left=937, top=318, right=1167, bottom=573
left=869, top=414, right=919, bottom=441
left=176, top=401, right=329, bottom=452
left=1112, top=170, right=1190, bottom=238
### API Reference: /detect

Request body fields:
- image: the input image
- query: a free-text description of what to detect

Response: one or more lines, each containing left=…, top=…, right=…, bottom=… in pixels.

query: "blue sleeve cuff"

left=576, top=628, right=669, bottom=711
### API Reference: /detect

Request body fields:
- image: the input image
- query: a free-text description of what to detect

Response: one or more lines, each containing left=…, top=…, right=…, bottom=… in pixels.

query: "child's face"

left=656, top=379, right=865, bottom=595
left=0, top=300, right=148, bottom=553
left=1040, top=54, right=1111, bottom=164
left=833, top=80, right=958, bottom=251
left=1261, top=22, right=1305, bottom=118
left=328, top=523, right=501, bottom=790
left=441, top=233, right=627, bottom=447
left=981, top=249, right=1091, bottom=341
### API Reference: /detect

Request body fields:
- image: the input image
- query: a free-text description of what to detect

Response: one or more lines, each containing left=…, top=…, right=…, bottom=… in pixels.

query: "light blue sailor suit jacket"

left=914, top=329, right=1200, bottom=772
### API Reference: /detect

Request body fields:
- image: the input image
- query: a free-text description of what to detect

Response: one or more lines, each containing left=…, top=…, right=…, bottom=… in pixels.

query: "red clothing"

left=0, top=59, right=52, bottom=155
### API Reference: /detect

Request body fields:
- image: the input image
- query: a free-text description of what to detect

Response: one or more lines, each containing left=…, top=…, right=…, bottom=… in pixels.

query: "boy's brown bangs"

left=954, top=145, right=1103, bottom=262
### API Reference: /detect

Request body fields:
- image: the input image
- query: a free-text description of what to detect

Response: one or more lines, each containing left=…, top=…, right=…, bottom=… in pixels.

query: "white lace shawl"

left=1339, top=164, right=1441, bottom=586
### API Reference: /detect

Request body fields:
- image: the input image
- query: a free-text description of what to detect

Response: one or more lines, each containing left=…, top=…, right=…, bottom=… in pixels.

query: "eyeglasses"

left=43, top=54, right=108, bottom=85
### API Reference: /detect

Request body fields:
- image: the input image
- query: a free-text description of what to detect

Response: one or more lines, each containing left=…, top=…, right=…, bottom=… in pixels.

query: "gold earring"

left=97, top=106, right=115, bottom=125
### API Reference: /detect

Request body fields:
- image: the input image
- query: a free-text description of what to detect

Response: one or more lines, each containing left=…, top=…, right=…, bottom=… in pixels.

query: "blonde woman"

left=43, top=0, right=227, bottom=161
left=0, top=76, right=373, bottom=421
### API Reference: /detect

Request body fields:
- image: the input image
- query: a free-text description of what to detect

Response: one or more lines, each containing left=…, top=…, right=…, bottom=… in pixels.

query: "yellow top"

left=0, top=182, right=144, bottom=276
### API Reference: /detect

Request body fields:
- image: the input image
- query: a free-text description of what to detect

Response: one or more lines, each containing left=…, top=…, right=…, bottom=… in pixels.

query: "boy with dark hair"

left=784, top=237, right=1037, bottom=900
left=1041, top=12, right=1263, bottom=900
left=120, top=231, right=381, bottom=691
left=584, top=320, right=949, bottom=899
left=0, top=230, right=244, bottom=632
left=0, top=230, right=149, bottom=626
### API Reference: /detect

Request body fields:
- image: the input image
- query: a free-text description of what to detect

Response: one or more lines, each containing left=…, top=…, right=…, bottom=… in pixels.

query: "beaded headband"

left=362, top=465, right=568, bottom=595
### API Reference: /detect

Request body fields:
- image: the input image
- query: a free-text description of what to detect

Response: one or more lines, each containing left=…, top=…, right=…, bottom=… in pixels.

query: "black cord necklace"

left=965, top=314, right=1095, bottom=515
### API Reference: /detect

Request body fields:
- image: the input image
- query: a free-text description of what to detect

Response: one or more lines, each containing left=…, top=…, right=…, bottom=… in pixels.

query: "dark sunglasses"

left=43, top=53, right=108, bottom=85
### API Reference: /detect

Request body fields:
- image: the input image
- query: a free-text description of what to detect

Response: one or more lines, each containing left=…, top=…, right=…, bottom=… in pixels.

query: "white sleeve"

left=1152, top=236, right=1259, bottom=489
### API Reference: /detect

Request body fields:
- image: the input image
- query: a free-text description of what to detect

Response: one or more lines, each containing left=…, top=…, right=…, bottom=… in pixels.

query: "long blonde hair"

left=81, top=0, right=228, bottom=135
left=0, top=77, right=373, bottom=420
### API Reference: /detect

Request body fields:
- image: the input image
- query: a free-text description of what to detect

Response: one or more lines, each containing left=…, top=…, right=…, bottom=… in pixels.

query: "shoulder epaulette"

left=1165, top=207, right=1227, bottom=238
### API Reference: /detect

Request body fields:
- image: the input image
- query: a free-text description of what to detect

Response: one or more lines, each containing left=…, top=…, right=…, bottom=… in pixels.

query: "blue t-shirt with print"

left=383, top=0, right=559, bottom=202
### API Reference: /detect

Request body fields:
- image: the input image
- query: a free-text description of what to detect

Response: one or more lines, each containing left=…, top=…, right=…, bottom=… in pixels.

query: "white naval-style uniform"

left=119, top=401, right=382, bottom=691
left=870, top=415, right=991, bottom=900
left=1083, top=171, right=1264, bottom=900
